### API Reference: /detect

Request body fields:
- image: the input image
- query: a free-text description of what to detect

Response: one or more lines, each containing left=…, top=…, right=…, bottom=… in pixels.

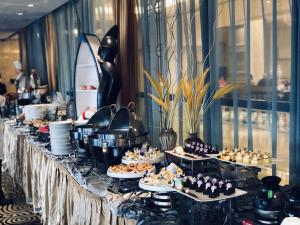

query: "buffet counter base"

left=0, top=120, right=135, bottom=225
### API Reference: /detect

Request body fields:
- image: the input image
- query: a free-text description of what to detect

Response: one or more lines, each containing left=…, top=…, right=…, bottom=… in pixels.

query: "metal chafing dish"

left=88, top=103, right=148, bottom=169
left=70, top=105, right=114, bottom=159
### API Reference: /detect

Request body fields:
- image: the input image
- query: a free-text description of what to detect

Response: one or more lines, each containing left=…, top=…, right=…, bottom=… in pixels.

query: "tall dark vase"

left=159, top=128, right=177, bottom=152
left=184, top=133, right=204, bottom=146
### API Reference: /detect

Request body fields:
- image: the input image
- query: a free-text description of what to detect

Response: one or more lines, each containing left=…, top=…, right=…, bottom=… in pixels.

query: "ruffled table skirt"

left=1, top=120, right=135, bottom=225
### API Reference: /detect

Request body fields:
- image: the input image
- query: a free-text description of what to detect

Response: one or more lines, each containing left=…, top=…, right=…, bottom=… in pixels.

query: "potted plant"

left=144, top=70, right=181, bottom=151
left=181, top=67, right=238, bottom=143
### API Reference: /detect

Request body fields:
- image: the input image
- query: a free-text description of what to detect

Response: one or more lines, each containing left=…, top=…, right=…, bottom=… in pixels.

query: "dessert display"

left=184, top=142, right=219, bottom=156
left=26, top=119, right=49, bottom=128
left=122, top=146, right=164, bottom=164
left=107, top=163, right=154, bottom=179
left=139, top=163, right=184, bottom=191
left=168, top=143, right=219, bottom=161
left=181, top=174, right=236, bottom=199
left=215, top=147, right=272, bottom=165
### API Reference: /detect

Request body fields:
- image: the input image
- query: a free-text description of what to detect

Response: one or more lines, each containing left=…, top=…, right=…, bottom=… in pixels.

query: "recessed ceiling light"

left=16, top=12, right=23, bottom=16
left=27, top=4, right=34, bottom=7
left=266, top=0, right=271, bottom=4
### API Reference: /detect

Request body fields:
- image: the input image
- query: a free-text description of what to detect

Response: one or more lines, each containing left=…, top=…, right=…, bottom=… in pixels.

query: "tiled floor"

left=0, top=171, right=41, bottom=225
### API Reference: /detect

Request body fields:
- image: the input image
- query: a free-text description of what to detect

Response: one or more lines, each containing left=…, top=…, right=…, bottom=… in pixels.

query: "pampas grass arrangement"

left=144, top=70, right=182, bottom=130
left=181, top=67, right=239, bottom=134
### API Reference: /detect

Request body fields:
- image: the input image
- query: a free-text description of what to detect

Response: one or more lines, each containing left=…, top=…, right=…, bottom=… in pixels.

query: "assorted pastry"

left=173, top=142, right=219, bottom=158
left=26, top=119, right=49, bottom=128
left=140, top=163, right=183, bottom=189
left=217, top=147, right=272, bottom=164
left=123, top=146, right=162, bottom=162
left=108, top=163, right=154, bottom=174
left=181, top=174, right=236, bottom=198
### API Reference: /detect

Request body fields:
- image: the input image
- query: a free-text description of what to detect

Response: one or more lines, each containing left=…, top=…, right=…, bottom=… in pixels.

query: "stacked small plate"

left=49, top=121, right=72, bottom=156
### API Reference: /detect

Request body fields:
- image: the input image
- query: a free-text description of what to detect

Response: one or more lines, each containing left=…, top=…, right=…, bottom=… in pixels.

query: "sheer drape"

left=45, top=13, right=57, bottom=92
left=26, top=18, right=48, bottom=85
left=200, top=0, right=222, bottom=146
left=290, top=0, right=300, bottom=185
left=54, top=3, right=80, bottom=98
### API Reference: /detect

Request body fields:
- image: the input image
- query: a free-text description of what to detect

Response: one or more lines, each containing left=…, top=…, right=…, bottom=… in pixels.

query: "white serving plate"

left=138, top=180, right=174, bottom=193
left=107, top=170, right=146, bottom=179
left=175, top=187, right=247, bottom=202
left=165, top=151, right=213, bottom=161
left=206, top=154, right=277, bottom=169
left=122, top=153, right=165, bottom=165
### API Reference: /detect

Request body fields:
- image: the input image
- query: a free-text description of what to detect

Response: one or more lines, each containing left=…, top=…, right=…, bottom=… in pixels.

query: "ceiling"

left=0, top=0, right=70, bottom=40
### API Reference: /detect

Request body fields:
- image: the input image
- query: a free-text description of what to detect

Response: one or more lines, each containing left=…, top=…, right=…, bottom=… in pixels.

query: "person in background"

left=0, top=74, right=7, bottom=95
left=0, top=74, right=7, bottom=108
left=29, top=69, right=41, bottom=90
left=218, top=75, right=226, bottom=87
left=13, top=60, right=27, bottom=93
left=257, top=73, right=272, bottom=87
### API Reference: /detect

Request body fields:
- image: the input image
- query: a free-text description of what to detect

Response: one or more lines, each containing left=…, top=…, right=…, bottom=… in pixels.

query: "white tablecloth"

left=0, top=120, right=135, bottom=225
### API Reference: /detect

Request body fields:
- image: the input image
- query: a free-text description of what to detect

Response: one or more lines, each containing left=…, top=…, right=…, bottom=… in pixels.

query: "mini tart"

left=251, top=155, right=261, bottom=164
left=243, top=154, right=252, bottom=163
left=224, top=155, right=231, bottom=161
left=263, top=153, right=271, bottom=163
left=236, top=153, right=243, bottom=162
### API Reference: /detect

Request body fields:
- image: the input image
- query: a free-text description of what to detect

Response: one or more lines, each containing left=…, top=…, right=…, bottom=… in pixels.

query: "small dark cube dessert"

left=224, top=182, right=235, bottom=195
left=196, top=180, right=205, bottom=192
left=209, top=185, right=220, bottom=198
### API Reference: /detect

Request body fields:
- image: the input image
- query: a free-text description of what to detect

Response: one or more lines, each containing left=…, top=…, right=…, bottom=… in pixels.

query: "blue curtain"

left=228, top=0, right=239, bottom=147
left=139, top=0, right=161, bottom=146
left=54, top=0, right=96, bottom=99
left=290, top=0, right=300, bottom=185
left=26, top=18, right=48, bottom=85
left=200, top=0, right=222, bottom=147
left=54, top=2, right=79, bottom=99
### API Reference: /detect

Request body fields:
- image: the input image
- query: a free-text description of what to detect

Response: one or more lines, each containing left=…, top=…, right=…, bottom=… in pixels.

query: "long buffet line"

left=1, top=26, right=299, bottom=225
left=1, top=102, right=299, bottom=225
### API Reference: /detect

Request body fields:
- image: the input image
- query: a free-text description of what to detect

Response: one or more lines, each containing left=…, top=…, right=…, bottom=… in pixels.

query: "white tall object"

left=74, top=34, right=101, bottom=119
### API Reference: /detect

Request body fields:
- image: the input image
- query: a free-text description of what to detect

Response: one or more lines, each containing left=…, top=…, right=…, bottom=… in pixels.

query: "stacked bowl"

left=23, top=104, right=47, bottom=121
left=49, top=121, right=73, bottom=156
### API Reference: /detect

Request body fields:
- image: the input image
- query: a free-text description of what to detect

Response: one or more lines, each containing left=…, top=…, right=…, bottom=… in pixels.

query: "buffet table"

left=0, top=119, right=135, bottom=225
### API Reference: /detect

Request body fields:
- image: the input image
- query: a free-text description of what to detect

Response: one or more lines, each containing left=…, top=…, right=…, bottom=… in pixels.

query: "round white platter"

left=107, top=170, right=146, bottom=179
left=138, top=180, right=174, bottom=193
left=121, top=153, right=165, bottom=165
